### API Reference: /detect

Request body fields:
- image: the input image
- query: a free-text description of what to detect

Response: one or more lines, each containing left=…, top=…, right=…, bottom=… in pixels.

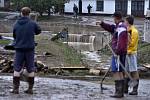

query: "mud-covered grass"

left=35, top=34, right=83, bottom=67
left=0, top=13, right=9, bottom=19
left=0, top=33, right=83, bottom=67
left=38, top=15, right=74, bottom=22
left=55, top=41, right=83, bottom=66
left=98, top=40, right=150, bottom=65
left=138, top=40, right=150, bottom=64
left=0, top=40, right=11, bottom=45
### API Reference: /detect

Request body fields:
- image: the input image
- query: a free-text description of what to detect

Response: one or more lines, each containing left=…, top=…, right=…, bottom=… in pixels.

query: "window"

left=96, top=0, right=104, bottom=11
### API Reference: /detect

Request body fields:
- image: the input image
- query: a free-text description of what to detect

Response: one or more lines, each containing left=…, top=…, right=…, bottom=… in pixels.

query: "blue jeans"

left=14, top=49, right=35, bottom=73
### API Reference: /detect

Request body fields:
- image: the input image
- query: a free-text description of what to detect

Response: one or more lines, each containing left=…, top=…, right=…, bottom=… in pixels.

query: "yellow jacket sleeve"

left=127, top=26, right=139, bottom=54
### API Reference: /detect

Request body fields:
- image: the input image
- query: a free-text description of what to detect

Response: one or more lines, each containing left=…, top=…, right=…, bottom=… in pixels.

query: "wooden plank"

left=143, top=64, right=150, bottom=68
left=50, top=66, right=89, bottom=70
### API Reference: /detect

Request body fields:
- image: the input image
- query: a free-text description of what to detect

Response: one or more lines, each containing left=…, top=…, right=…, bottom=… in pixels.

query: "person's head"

left=21, top=7, right=31, bottom=17
left=125, top=15, right=134, bottom=27
left=113, top=11, right=122, bottom=24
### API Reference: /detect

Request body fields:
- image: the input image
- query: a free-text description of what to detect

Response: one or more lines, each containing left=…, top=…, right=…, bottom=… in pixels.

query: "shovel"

left=100, top=65, right=111, bottom=93
left=106, top=42, right=138, bottom=88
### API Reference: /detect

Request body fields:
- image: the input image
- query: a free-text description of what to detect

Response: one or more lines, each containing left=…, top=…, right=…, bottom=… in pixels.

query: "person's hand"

left=96, top=21, right=102, bottom=26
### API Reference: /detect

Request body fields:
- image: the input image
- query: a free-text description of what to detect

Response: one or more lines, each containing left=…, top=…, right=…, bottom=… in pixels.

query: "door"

left=115, top=0, right=128, bottom=16
left=131, top=0, right=144, bottom=17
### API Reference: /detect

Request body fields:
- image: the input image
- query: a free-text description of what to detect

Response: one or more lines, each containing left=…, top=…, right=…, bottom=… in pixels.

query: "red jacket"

left=100, top=21, right=128, bottom=55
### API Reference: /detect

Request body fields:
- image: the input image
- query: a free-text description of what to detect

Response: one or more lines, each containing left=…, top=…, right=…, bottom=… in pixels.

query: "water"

left=64, top=31, right=111, bottom=66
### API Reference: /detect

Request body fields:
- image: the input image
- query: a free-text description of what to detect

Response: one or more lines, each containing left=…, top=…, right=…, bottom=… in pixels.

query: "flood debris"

left=143, top=64, right=150, bottom=69
left=0, top=57, right=13, bottom=73
left=0, top=55, right=49, bottom=73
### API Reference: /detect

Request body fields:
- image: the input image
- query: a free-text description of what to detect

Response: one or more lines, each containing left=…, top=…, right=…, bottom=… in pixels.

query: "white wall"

left=82, top=0, right=96, bottom=13
left=104, top=0, right=115, bottom=14
left=65, top=0, right=148, bottom=15
left=65, top=0, right=79, bottom=13
left=145, top=0, right=149, bottom=15
left=127, top=0, right=131, bottom=15
left=65, top=0, right=115, bottom=14
left=0, top=0, right=5, bottom=7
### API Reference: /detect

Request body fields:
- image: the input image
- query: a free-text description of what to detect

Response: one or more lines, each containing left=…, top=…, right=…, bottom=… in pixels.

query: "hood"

left=17, top=17, right=30, bottom=25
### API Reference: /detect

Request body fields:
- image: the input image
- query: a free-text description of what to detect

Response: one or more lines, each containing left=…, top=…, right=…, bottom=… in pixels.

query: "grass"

left=0, top=40, right=11, bottom=45
left=0, top=33, right=83, bottom=67
left=55, top=41, right=83, bottom=66
left=38, top=15, right=72, bottom=21
left=137, top=40, right=150, bottom=64
left=35, top=34, right=83, bottom=67
left=98, top=39, right=150, bottom=65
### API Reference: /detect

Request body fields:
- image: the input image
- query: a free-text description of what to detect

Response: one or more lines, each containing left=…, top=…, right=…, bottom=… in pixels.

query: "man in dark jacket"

left=97, top=12, right=128, bottom=98
left=73, top=4, right=78, bottom=18
left=11, top=7, right=41, bottom=94
left=87, top=4, right=92, bottom=15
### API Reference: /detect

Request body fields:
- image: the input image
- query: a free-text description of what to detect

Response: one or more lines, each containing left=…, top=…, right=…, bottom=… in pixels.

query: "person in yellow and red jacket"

left=98, top=12, right=128, bottom=98
left=124, top=15, right=139, bottom=95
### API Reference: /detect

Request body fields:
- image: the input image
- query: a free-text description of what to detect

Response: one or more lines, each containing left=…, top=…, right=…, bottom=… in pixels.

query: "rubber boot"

left=129, top=79, right=139, bottom=95
left=110, top=80, right=124, bottom=98
left=124, top=78, right=130, bottom=94
left=24, top=77, right=34, bottom=94
left=10, top=77, right=20, bottom=94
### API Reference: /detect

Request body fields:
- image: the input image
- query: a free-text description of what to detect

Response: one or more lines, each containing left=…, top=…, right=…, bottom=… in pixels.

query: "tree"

left=11, top=0, right=67, bottom=16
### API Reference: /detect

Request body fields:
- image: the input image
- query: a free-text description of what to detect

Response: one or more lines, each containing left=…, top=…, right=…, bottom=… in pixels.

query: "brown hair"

left=126, top=15, right=134, bottom=25
left=21, top=7, right=31, bottom=16
left=113, top=11, right=122, bottom=20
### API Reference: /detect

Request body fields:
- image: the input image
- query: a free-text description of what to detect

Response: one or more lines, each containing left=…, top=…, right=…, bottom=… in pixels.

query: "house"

left=0, top=0, right=10, bottom=8
left=64, top=0, right=150, bottom=17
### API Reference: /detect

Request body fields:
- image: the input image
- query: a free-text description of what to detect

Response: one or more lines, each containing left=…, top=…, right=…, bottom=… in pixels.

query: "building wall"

left=145, top=0, right=149, bottom=15
left=65, top=0, right=115, bottom=14
left=127, top=0, right=131, bottom=15
left=103, top=0, right=115, bottom=14
left=65, top=0, right=149, bottom=16
left=65, top=0, right=79, bottom=13
left=81, top=0, right=96, bottom=13
left=0, top=0, right=5, bottom=7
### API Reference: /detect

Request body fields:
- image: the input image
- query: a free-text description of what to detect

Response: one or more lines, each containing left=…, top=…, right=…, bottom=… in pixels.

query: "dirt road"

left=0, top=76, right=150, bottom=100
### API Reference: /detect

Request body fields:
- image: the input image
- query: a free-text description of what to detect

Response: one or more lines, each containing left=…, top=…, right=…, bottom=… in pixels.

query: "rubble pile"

left=0, top=55, right=49, bottom=73
left=0, top=56, right=13, bottom=73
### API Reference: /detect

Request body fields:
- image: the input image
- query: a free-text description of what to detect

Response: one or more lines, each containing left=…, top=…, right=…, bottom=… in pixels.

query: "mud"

left=0, top=76, right=150, bottom=100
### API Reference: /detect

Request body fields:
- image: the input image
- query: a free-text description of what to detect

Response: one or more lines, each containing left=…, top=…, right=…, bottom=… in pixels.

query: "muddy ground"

left=0, top=14, right=150, bottom=100
left=0, top=75, right=150, bottom=100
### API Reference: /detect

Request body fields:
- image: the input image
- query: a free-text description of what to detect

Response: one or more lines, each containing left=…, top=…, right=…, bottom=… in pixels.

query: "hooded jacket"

left=13, top=16, right=41, bottom=49
left=100, top=21, right=128, bottom=55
